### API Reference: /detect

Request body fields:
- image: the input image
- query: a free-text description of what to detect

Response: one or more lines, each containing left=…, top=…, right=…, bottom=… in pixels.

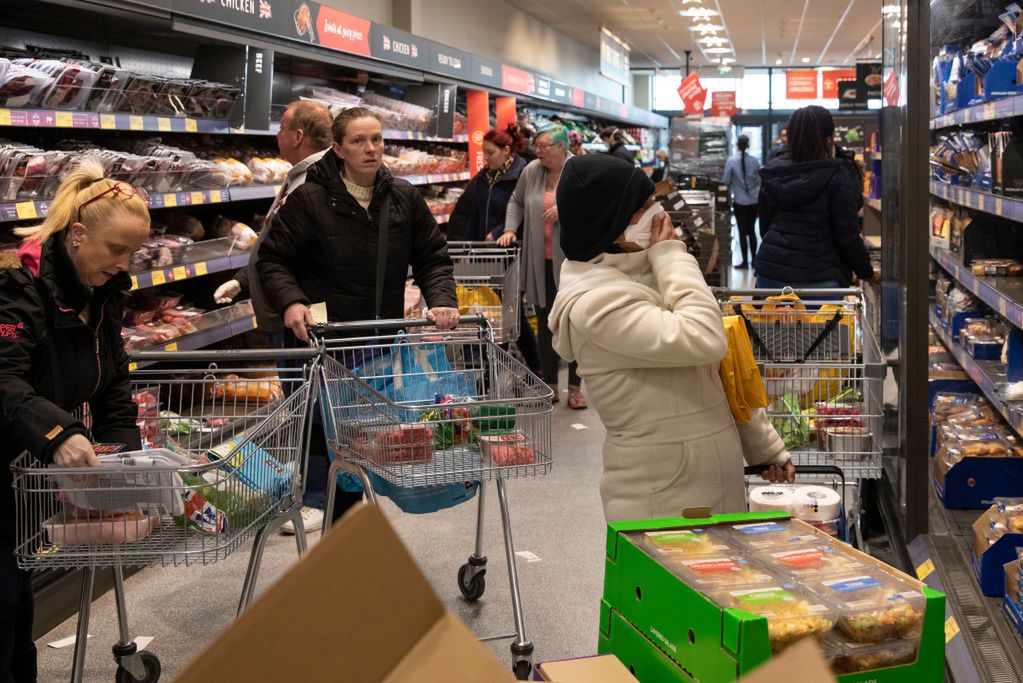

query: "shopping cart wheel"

left=513, top=659, right=532, bottom=680
left=115, top=651, right=160, bottom=683
left=457, top=562, right=486, bottom=602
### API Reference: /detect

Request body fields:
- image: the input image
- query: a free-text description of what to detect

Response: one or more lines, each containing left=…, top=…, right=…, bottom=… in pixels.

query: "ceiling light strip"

left=788, top=0, right=811, bottom=66
left=816, top=0, right=857, bottom=65
left=759, top=0, right=768, bottom=66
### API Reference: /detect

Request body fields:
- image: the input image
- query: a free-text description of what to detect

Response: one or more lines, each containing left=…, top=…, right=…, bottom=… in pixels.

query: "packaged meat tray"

left=662, top=555, right=775, bottom=589
left=356, top=424, right=434, bottom=464
left=708, top=584, right=837, bottom=653
left=712, top=519, right=822, bottom=552
left=43, top=511, right=156, bottom=546
left=829, top=635, right=919, bottom=674
left=808, top=571, right=925, bottom=643
left=630, top=527, right=734, bottom=558
left=477, top=433, right=537, bottom=466
left=762, top=544, right=868, bottom=579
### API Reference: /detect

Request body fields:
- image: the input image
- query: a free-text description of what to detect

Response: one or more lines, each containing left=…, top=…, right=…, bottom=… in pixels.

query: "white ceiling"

left=504, top=0, right=883, bottom=70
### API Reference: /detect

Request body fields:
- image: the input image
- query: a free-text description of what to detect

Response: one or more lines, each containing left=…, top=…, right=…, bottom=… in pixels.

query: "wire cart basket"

left=11, top=349, right=318, bottom=683
left=447, top=241, right=521, bottom=344
left=315, top=317, right=552, bottom=680
left=720, top=288, right=885, bottom=547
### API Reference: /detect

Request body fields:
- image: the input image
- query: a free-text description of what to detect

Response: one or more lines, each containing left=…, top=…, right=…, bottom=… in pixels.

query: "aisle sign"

left=710, top=91, right=738, bottom=117
left=315, top=6, right=371, bottom=56
left=501, top=65, right=536, bottom=96
left=822, top=69, right=856, bottom=99
left=600, top=27, right=630, bottom=86
left=466, top=90, right=489, bottom=177
left=786, top=70, right=819, bottom=99
left=369, top=24, right=428, bottom=70
left=677, top=72, right=707, bottom=114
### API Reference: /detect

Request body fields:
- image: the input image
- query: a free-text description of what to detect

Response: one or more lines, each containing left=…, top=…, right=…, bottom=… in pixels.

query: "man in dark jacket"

left=754, top=151, right=874, bottom=287
left=600, top=126, right=636, bottom=165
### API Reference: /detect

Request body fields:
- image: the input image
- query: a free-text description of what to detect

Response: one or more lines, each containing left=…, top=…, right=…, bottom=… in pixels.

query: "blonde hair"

left=14, top=157, right=150, bottom=244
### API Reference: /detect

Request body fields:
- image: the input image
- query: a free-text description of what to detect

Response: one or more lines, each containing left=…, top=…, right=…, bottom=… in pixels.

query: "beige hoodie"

left=549, top=239, right=789, bottom=521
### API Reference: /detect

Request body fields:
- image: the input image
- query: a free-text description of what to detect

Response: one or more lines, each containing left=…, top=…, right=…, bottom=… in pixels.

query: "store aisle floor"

left=37, top=385, right=608, bottom=681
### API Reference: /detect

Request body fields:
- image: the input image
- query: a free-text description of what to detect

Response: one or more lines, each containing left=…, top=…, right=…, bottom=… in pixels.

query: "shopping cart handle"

left=128, top=347, right=321, bottom=362
left=744, top=464, right=846, bottom=491
left=310, top=314, right=488, bottom=334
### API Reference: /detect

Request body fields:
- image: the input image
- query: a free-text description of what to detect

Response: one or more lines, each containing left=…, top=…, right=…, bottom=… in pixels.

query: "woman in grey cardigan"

left=498, top=124, right=586, bottom=409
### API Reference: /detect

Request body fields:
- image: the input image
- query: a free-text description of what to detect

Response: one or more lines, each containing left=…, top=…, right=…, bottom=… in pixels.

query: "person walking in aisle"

left=568, top=131, right=586, bottom=157
left=600, top=126, right=636, bottom=165
left=0, top=160, right=151, bottom=681
left=258, top=107, right=459, bottom=522
left=445, top=124, right=542, bottom=376
left=498, top=124, right=587, bottom=409
left=212, top=99, right=334, bottom=535
left=755, top=106, right=875, bottom=289
left=650, top=148, right=672, bottom=183
left=547, top=154, right=793, bottom=521
left=767, top=127, right=788, bottom=161
left=722, top=135, right=761, bottom=269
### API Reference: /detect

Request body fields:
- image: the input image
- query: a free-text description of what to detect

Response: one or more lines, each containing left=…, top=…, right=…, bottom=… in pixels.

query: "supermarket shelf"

left=930, top=245, right=1023, bottom=329
left=929, top=306, right=1023, bottom=434
left=227, top=185, right=281, bottom=202
left=930, top=181, right=1023, bottom=221
left=130, top=251, right=250, bottom=291
left=382, top=130, right=469, bottom=143
left=128, top=312, right=257, bottom=370
left=931, top=95, right=1021, bottom=130
left=0, top=188, right=234, bottom=223
left=433, top=213, right=451, bottom=225
left=396, top=172, right=470, bottom=185
left=0, top=108, right=230, bottom=134
left=865, top=197, right=882, bottom=212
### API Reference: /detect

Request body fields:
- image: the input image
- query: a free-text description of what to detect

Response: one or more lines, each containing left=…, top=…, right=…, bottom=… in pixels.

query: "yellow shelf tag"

left=185, top=118, right=198, bottom=133
left=172, top=266, right=187, bottom=281
left=55, top=111, right=73, bottom=128
left=915, top=559, right=934, bottom=581
left=0, top=109, right=11, bottom=126
left=164, top=193, right=178, bottom=208
left=15, top=203, right=37, bottom=220
left=129, top=116, right=144, bottom=131
left=130, top=275, right=139, bottom=291
left=151, top=270, right=166, bottom=286
left=165, top=342, right=178, bottom=352
left=100, top=114, right=116, bottom=130
left=190, top=191, right=204, bottom=205
left=158, top=117, right=171, bottom=132
left=944, top=616, right=960, bottom=643
left=195, top=262, right=208, bottom=277
left=128, top=362, right=138, bottom=372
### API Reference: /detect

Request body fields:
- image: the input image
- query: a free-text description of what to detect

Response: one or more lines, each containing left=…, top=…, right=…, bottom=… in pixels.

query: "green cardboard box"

left=598, top=511, right=945, bottom=682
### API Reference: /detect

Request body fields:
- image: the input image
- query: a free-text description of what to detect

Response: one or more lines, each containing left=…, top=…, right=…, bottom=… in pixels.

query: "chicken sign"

left=677, top=72, right=708, bottom=114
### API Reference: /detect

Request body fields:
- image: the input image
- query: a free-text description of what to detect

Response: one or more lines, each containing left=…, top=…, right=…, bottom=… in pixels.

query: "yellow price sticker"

left=128, top=362, right=138, bottom=373
left=100, top=114, right=116, bottom=130
left=915, top=559, right=935, bottom=581
left=157, top=117, right=171, bottom=132
left=211, top=190, right=223, bottom=203
left=55, top=111, right=73, bottom=127
left=130, top=275, right=139, bottom=291
left=165, top=342, right=178, bottom=352
left=996, top=197, right=1004, bottom=216
left=172, top=266, right=187, bottom=281
left=129, top=115, right=144, bottom=131
left=15, top=202, right=37, bottom=220
left=164, top=193, right=177, bottom=208
left=190, top=191, right=204, bottom=206
left=151, top=270, right=166, bottom=286
left=0, top=109, right=10, bottom=126
left=185, top=118, right=198, bottom=133
left=195, top=262, right=208, bottom=277
left=945, top=616, right=960, bottom=643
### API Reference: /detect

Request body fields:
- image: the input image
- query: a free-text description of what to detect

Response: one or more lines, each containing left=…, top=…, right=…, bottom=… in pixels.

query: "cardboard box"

left=973, top=505, right=1023, bottom=596
left=1002, top=558, right=1023, bottom=640
left=534, top=654, right=637, bottom=682
left=177, top=504, right=515, bottom=683
left=738, top=638, right=836, bottom=683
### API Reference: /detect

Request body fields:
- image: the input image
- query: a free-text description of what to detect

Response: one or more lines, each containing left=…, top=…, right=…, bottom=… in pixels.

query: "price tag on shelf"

left=996, top=197, right=1004, bottom=216
left=157, top=117, right=171, bottom=132
left=128, top=362, right=138, bottom=373
left=130, top=275, right=139, bottom=291
left=164, top=193, right=177, bottom=208
left=915, top=559, right=935, bottom=581
left=129, top=116, right=143, bottom=131
left=185, top=118, right=198, bottom=133
left=100, top=114, right=116, bottom=130
left=15, top=202, right=36, bottom=220
left=195, top=262, right=207, bottom=277
left=55, top=111, right=73, bottom=128
left=172, top=266, right=187, bottom=281
left=164, top=342, right=178, bottom=352
left=190, top=191, right=204, bottom=206
left=151, top=270, right=166, bottom=286
left=944, top=616, right=960, bottom=643
left=0, top=109, right=10, bottom=127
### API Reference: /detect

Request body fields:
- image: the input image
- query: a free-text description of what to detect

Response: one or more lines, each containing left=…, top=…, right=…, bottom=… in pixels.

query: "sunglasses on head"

left=77, top=182, right=149, bottom=219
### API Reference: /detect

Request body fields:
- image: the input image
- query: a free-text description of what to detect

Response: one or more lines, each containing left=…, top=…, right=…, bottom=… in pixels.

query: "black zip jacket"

left=754, top=152, right=873, bottom=286
left=257, top=152, right=456, bottom=324
left=0, top=237, right=140, bottom=542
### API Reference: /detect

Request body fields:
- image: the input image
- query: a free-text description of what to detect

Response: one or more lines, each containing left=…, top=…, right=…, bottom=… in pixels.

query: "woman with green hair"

left=499, top=124, right=587, bottom=409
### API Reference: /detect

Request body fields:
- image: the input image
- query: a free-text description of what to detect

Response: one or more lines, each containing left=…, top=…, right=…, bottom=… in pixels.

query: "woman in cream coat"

left=548, top=155, right=794, bottom=521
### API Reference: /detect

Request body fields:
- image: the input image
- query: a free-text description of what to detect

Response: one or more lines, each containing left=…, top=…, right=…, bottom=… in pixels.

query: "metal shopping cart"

left=718, top=287, right=886, bottom=548
left=447, top=242, right=521, bottom=344
left=11, top=349, right=319, bottom=683
left=315, top=317, right=552, bottom=680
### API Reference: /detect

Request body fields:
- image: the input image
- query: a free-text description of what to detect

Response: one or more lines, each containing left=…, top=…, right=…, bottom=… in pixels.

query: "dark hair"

left=331, top=106, right=382, bottom=142
left=484, top=123, right=526, bottom=154
left=600, top=126, right=623, bottom=144
left=786, top=106, right=835, bottom=163
left=737, top=134, right=750, bottom=152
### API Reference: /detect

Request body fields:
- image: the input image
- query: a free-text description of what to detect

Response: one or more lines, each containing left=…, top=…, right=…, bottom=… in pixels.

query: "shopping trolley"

left=447, top=241, right=521, bottom=344
left=743, top=465, right=850, bottom=542
left=718, top=287, right=886, bottom=548
left=314, top=316, right=552, bottom=680
left=11, top=348, right=319, bottom=683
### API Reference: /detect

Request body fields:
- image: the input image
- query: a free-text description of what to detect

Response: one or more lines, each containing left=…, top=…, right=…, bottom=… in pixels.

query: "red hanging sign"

left=822, top=70, right=856, bottom=99
left=785, top=70, right=819, bottom=99
left=466, top=90, right=489, bottom=176
left=884, top=70, right=900, bottom=106
left=677, top=72, right=707, bottom=114
left=710, top=91, right=738, bottom=117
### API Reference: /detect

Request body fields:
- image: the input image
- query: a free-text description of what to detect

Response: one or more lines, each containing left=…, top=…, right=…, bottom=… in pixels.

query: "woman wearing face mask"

left=0, top=159, right=151, bottom=680
left=548, top=155, right=794, bottom=521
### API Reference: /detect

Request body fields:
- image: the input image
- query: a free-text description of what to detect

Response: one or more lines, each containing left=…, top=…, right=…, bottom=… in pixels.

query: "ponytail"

left=15, top=157, right=150, bottom=244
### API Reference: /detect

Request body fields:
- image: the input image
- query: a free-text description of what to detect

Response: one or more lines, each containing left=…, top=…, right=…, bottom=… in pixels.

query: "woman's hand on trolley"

left=53, top=434, right=101, bottom=468
left=284, top=302, right=316, bottom=343
left=496, top=231, right=517, bottom=247
left=427, top=307, right=460, bottom=331
left=760, top=461, right=796, bottom=484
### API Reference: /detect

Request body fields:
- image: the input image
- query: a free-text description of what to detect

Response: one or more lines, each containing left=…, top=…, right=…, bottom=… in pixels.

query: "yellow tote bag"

left=719, top=315, right=769, bottom=423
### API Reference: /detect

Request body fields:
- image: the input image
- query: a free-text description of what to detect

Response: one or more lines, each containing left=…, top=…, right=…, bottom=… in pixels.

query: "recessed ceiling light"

left=706, top=47, right=733, bottom=54
left=691, top=24, right=724, bottom=32
left=679, top=7, right=718, bottom=17
left=801, top=57, right=810, bottom=63
left=699, top=36, right=728, bottom=46
left=721, top=58, right=735, bottom=64
left=775, top=58, right=783, bottom=65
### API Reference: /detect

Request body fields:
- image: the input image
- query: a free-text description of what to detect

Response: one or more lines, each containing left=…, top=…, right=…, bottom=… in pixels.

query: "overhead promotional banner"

left=466, top=90, right=489, bottom=177
left=710, top=91, right=738, bottom=117
left=315, top=5, right=371, bottom=55
left=785, top=71, right=819, bottom=99
left=599, top=27, right=631, bottom=86
left=822, top=69, right=856, bottom=99
left=677, top=72, right=707, bottom=114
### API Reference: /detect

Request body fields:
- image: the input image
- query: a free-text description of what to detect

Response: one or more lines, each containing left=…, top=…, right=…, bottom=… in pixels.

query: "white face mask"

left=621, top=203, right=665, bottom=250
